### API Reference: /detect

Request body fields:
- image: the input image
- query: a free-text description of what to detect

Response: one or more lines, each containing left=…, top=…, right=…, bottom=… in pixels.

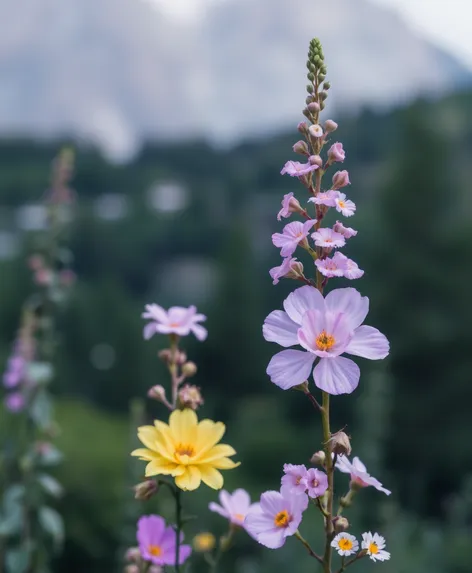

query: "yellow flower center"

left=315, top=331, right=335, bottom=351
left=169, top=322, right=180, bottom=327
left=234, top=513, right=245, bottom=522
left=148, top=545, right=162, bottom=557
left=338, top=538, right=353, bottom=551
left=193, top=532, right=216, bottom=552
left=274, top=510, right=291, bottom=528
left=175, top=443, right=196, bottom=457
left=369, top=542, right=379, bottom=555
left=338, top=200, right=346, bottom=208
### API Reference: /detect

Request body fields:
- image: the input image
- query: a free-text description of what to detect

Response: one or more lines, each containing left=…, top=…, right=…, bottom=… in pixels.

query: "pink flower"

left=311, top=228, right=345, bottom=249
left=272, top=220, right=316, bottom=257
left=334, top=193, right=356, bottom=217
left=315, top=257, right=345, bottom=278
left=3, top=356, right=25, bottom=388
left=308, top=190, right=340, bottom=207
left=336, top=456, right=391, bottom=495
left=332, top=170, right=350, bottom=189
left=281, top=161, right=319, bottom=177
left=4, top=392, right=25, bottom=413
left=277, top=192, right=302, bottom=221
left=262, top=286, right=389, bottom=395
left=333, top=221, right=358, bottom=239
left=244, top=487, right=308, bottom=549
left=304, top=468, right=328, bottom=498
left=328, top=142, right=345, bottom=163
left=324, top=120, right=338, bottom=133
left=269, top=257, right=302, bottom=285
left=333, top=252, right=364, bottom=280
left=281, top=464, right=308, bottom=495
left=142, top=305, right=207, bottom=341
left=209, top=489, right=258, bottom=530
left=137, top=515, right=192, bottom=566
left=309, top=124, right=323, bottom=138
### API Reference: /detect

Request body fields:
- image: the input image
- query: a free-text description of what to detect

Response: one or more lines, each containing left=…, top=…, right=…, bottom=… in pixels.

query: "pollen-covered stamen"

left=274, top=509, right=291, bottom=528
left=234, top=513, right=245, bottom=522
left=337, top=200, right=346, bottom=208
left=315, top=330, right=336, bottom=351
left=174, top=443, right=196, bottom=457
left=369, top=542, right=379, bottom=555
left=148, top=544, right=162, bottom=557
left=338, top=538, right=353, bottom=551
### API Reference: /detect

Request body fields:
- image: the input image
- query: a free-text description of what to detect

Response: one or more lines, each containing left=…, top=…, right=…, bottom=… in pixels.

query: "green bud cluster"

left=306, top=38, right=329, bottom=110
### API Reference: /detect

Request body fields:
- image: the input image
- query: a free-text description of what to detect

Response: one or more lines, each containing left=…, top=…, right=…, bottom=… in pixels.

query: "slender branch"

left=305, top=390, right=322, bottom=412
left=174, top=488, right=183, bottom=573
left=209, top=526, right=235, bottom=573
left=312, top=496, right=329, bottom=518
left=335, top=552, right=367, bottom=573
left=295, top=531, right=323, bottom=564
left=321, top=391, right=333, bottom=573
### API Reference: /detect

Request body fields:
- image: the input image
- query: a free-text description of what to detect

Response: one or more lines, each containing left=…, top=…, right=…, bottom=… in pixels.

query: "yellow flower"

left=193, top=532, right=216, bottom=552
left=131, top=408, right=240, bottom=491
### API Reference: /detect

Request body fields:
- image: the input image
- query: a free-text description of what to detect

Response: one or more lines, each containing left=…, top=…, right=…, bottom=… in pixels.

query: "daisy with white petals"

left=362, top=532, right=391, bottom=562
left=331, top=533, right=359, bottom=557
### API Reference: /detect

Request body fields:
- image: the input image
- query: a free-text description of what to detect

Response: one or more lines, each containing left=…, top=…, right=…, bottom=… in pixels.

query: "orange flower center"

left=338, top=200, right=346, bottom=208
left=148, top=544, right=162, bottom=557
left=234, top=513, right=245, bottom=522
left=369, top=542, right=379, bottom=555
left=274, top=510, right=291, bottom=528
left=338, top=538, right=353, bottom=551
left=315, top=331, right=335, bottom=351
left=169, top=322, right=180, bottom=327
left=175, top=443, right=195, bottom=457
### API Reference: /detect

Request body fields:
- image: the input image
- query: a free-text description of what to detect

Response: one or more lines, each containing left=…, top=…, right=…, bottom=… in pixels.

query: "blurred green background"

left=1, top=91, right=472, bottom=572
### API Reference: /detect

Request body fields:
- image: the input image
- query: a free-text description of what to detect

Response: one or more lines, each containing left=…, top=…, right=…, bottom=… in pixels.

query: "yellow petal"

left=196, top=444, right=236, bottom=464
left=154, top=420, right=175, bottom=450
left=169, top=409, right=198, bottom=444
left=175, top=465, right=201, bottom=491
left=211, top=458, right=241, bottom=470
left=137, top=426, right=160, bottom=450
left=145, top=459, right=185, bottom=477
left=199, top=465, right=224, bottom=490
left=196, top=420, right=225, bottom=454
left=131, top=448, right=158, bottom=460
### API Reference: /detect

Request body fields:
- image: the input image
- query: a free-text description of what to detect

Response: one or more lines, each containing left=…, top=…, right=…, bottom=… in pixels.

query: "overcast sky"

left=151, top=0, right=472, bottom=69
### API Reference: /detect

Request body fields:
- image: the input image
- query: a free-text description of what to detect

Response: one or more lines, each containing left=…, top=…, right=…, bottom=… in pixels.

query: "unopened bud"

left=309, top=124, right=323, bottom=138
left=158, top=349, right=187, bottom=365
left=292, top=140, right=309, bottom=156
left=158, top=349, right=172, bottom=363
left=147, top=385, right=167, bottom=402
left=182, top=362, right=197, bottom=378
left=324, top=119, right=338, bottom=133
left=308, top=102, right=320, bottom=113
left=320, top=91, right=328, bottom=101
left=329, top=431, right=352, bottom=457
left=332, top=170, right=350, bottom=189
left=305, top=95, right=315, bottom=105
left=193, top=532, right=216, bottom=553
left=309, top=155, right=323, bottom=167
left=333, top=517, right=350, bottom=533
left=310, top=450, right=326, bottom=466
left=124, top=547, right=141, bottom=563
left=288, top=260, right=304, bottom=279
left=134, top=479, right=158, bottom=501
left=178, top=384, right=204, bottom=410
left=323, top=81, right=331, bottom=90
left=297, top=122, right=308, bottom=134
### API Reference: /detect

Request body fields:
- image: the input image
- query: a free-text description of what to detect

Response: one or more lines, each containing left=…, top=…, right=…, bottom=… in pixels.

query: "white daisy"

left=331, top=532, right=359, bottom=556
left=361, top=532, right=391, bottom=562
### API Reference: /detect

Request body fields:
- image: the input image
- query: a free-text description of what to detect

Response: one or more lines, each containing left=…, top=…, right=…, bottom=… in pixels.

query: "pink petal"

left=143, top=323, right=157, bottom=340
left=256, top=527, right=287, bottom=549
left=208, top=502, right=229, bottom=519
left=260, top=491, right=285, bottom=516
left=263, top=311, right=299, bottom=347
left=346, top=326, right=389, bottom=359
left=313, top=357, right=360, bottom=395
left=352, top=457, right=367, bottom=473
left=267, top=350, right=315, bottom=390
left=297, top=310, right=326, bottom=353
left=142, top=304, right=168, bottom=322
left=324, top=288, right=369, bottom=330
left=232, top=489, right=251, bottom=511
left=191, top=323, right=208, bottom=341
left=283, top=285, right=325, bottom=324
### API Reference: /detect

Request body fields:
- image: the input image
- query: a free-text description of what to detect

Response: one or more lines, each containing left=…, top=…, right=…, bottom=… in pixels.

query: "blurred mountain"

left=0, top=0, right=470, bottom=159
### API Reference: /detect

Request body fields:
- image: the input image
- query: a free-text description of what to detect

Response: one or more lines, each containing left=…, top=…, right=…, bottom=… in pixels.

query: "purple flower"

left=281, top=464, right=308, bottom=495
left=308, top=190, right=340, bottom=207
left=4, top=392, right=25, bottom=413
left=315, top=257, right=345, bottom=278
left=262, top=286, right=389, bottom=395
left=272, top=220, right=316, bottom=258
left=244, top=487, right=308, bottom=549
left=332, top=170, right=350, bottom=189
left=309, top=124, right=323, bottom=138
left=269, top=257, right=302, bottom=285
left=277, top=192, right=302, bottom=221
left=281, top=161, right=319, bottom=177
left=334, top=193, right=356, bottom=217
left=142, top=305, right=207, bottom=341
left=333, top=221, right=358, bottom=239
left=335, top=456, right=391, bottom=495
left=137, top=515, right=192, bottom=566
left=316, top=252, right=364, bottom=280
left=328, top=142, right=345, bottom=163
left=311, top=228, right=346, bottom=249
left=209, top=489, right=258, bottom=530
left=303, top=468, right=328, bottom=498
left=3, top=355, right=25, bottom=388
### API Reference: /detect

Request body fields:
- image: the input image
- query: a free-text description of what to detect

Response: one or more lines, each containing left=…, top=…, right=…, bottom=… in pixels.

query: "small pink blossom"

left=34, top=268, right=53, bottom=286
left=281, top=464, right=308, bottom=495
left=292, top=140, right=309, bottom=156
left=244, top=487, right=308, bottom=549
left=333, top=221, right=358, bottom=239
left=334, top=193, right=356, bottom=217
left=309, top=124, right=323, bottom=138
left=311, top=228, right=346, bottom=249
left=334, top=252, right=364, bottom=280
left=308, top=190, right=340, bottom=207
left=324, top=119, right=338, bottom=133
left=328, top=142, right=345, bottom=163
left=336, top=456, right=391, bottom=495
left=332, top=170, right=350, bottom=189
left=277, top=192, right=302, bottom=221
left=303, top=468, right=328, bottom=498
left=209, top=489, right=258, bottom=530
left=137, top=515, right=191, bottom=566
left=272, top=220, right=316, bottom=257
left=269, top=257, right=303, bottom=285
left=142, top=305, right=207, bottom=341
left=315, top=257, right=344, bottom=278
left=281, top=161, right=319, bottom=177
left=4, top=392, right=25, bottom=413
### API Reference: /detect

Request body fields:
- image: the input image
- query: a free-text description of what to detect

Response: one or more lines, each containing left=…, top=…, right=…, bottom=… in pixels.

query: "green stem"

left=174, top=488, right=183, bottom=573
left=295, top=531, right=323, bottom=564
left=321, top=391, right=333, bottom=573
left=209, top=526, right=235, bottom=573
left=335, top=552, right=366, bottom=573
left=337, top=489, right=356, bottom=516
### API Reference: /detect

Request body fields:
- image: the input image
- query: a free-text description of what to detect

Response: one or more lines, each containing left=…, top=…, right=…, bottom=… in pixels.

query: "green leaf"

left=37, top=474, right=63, bottom=498
left=5, top=547, right=30, bottom=573
left=30, top=390, right=53, bottom=429
left=38, top=506, right=64, bottom=549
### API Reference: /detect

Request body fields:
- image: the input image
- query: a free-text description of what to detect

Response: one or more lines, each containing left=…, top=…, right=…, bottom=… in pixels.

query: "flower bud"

left=310, top=450, right=326, bottom=466
left=182, top=361, right=197, bottom=378
left=125, top=566, right=140, bottom=573
left=309, top=124, right=323, bottom=138
left=292, top=140, right=309, bottom=156
left=333, top=517, right=350, bottom=533
left=158, top=349, right=172, bottom=363
left=329, top=431, right=352, bottom=457
left=134, top=479, right=158, bottom=501
left=193, top=532, right=216, bottom=553
left=309, top=155, right=323, bottom=167
left=324, top=119, right=338, bottom=133
left=28, top=254, right=44, bottom=271
left=124, top=547, right=141, bottom=563
left=308, top=102, right=320, bottom=113
left=288, top=260, right=304, bottom=279
left=178, top=384, right=204, bottom=410
left=328, top=142, right=345, bottom=163
left=158, top=349, right=187, bottom=365
left=332, top=170, right=350, bottom=189
left=297, top=122, right=308, bottom=134
left=147, top=385, right=167, bottom=402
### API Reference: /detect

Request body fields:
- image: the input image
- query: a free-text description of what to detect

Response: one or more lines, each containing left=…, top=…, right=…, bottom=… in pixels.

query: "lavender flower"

left=311, top=228, right=346, bottom=249
left=209, top=489, right=258, bottom=530
left=303, top=468, right=328, bottom=498
left=4, top=392, right=25, bottom=413
left=272, top=220, right=316, bottom=257
left=137, top=515, right=191, bottom=566
left=334, top=193, right=356, bottom=217
left=142, top=305, right=207, bottom=341
left=277, top=192, right=303, bottom=221
left=335, top=456, right=391, bottom=495
left=269, top=257, right=303, bottom=285
left=281, top=463, right=308, bottom=495
left=328, top=142, right=345, bottom=163
left=333, top=221, right=357, bottom=239
left=281, top=160, right=319, bottom=177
